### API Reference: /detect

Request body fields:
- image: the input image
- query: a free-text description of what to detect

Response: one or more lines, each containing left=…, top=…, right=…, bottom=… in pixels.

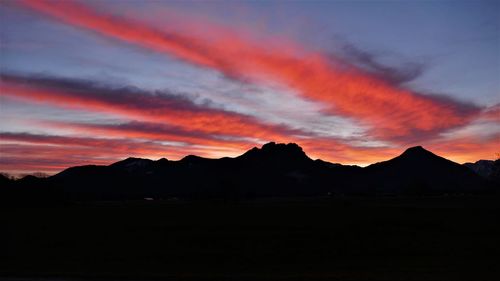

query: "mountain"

left=464, top=159, right=500, bottom=183
left=0, top=143, right=495, bottom=203
left=363, top=146, right=488, bottom=194
left=237, top=142, right=311, bottom=165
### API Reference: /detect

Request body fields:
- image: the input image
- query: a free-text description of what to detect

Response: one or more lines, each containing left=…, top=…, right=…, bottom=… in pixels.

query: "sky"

left=0, top=0, right=499, bottom=175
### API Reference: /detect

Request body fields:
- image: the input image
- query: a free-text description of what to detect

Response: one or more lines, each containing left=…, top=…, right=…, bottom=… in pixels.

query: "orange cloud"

left=0, top=132, right=249, bottom=174
left=0, top=133, right=168, bottom=174
left=38, top=120, right=402, bottom=165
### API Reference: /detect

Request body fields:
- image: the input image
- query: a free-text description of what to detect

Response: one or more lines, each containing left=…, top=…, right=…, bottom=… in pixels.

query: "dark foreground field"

left=2, top=196, right=500, bottom=281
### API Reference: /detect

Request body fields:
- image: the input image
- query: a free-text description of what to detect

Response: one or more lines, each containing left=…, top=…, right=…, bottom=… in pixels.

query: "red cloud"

left=18, top=0, right=481, bottom=141
left=4, top=74, right=391, bottom=167
left=38, top=120, right=258, bottom=150
left=2, top=1, right=496, bottom=175
left=427, top=135, right=500, bottom=164
left=0, top=132, right=248, bottom=174
left=0, top=74, right=300, bottom=142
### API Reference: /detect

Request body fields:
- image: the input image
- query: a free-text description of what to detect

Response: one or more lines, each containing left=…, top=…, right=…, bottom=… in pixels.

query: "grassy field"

left=2, top=196, right=500, bottom=281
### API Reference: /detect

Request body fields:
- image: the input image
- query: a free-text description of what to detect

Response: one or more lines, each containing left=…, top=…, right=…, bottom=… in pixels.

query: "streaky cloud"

left=0, top=72, right=303, bottom=141
left=16, top=0, right=483, bottom=142
left=2, top=73, right=386, bottom=166
left=39, top=119, right=258, bottom=149
left=0, top=131, right=248, bottom=174
left=339, top=43, right=426, bottom=85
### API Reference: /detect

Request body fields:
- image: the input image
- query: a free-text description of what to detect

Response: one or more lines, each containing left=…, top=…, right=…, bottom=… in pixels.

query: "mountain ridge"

left=1, top=142, right=497, bottom=203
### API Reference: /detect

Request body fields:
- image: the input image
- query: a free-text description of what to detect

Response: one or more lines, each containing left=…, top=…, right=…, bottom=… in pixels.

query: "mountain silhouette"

left=238, top=142, right=311, bottom=163
left=0, top=142, right=496, bottom=203
left=363, top=146, right=486, bottom=194
left=464, top=159, right=500, bottom=184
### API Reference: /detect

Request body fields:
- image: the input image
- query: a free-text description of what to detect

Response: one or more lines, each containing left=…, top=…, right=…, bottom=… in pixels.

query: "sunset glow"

left=1, top=0, right=498, bottom=175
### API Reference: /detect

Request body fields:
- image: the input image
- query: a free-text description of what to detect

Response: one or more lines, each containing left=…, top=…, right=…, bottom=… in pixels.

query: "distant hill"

left=464, top=159, right=500, bottom=184
left=0, top=142, right=496, bottom=203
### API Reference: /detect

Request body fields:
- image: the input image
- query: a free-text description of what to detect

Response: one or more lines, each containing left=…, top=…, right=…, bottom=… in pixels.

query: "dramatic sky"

left=1, top=0, right=499, bottom=175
